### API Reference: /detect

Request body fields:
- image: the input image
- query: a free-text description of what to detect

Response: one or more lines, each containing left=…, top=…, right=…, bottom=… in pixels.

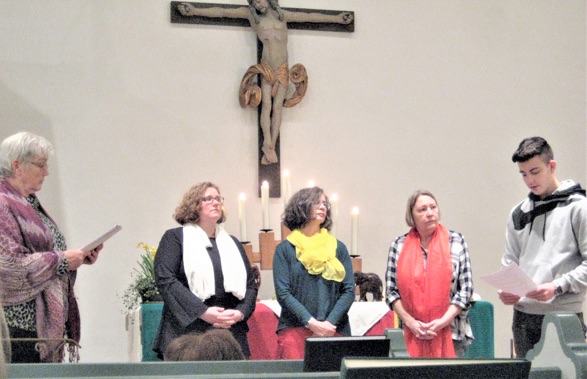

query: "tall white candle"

left=261, top=181, right=270, bottom=230
left=330, top=193, right=339, bottom=237
left=350, top=207, right=359, bottom=255
left=282, top=169, right=291, bottom=207
left=238, top=193, right=247, bottom=241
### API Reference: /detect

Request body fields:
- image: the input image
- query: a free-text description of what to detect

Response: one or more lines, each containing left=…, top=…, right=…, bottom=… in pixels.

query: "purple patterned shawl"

left=0, top=179, right=79, bottom=362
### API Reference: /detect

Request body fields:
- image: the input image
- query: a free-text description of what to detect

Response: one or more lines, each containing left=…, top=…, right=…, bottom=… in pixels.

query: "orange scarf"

left=396, top=224, right=455, bottom=358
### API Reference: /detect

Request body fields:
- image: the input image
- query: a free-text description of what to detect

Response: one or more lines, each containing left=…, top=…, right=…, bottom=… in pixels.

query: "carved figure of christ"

left=171, top=1, right=354, bottom=197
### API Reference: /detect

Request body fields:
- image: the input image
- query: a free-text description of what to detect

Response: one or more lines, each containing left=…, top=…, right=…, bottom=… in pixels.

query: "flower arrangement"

left=121, top=242, right=161, bottom=311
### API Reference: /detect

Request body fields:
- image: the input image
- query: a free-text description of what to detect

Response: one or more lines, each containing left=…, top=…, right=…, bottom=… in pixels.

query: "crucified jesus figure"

left=177, top=0, right=353, bottom=164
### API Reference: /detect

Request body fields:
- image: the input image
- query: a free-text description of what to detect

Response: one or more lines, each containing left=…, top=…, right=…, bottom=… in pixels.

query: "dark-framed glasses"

left=201, top=196, right=224, bottom=204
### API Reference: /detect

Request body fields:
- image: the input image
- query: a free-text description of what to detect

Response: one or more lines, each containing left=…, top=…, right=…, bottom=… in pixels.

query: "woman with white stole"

left=153, top=182, right=257, bottom=359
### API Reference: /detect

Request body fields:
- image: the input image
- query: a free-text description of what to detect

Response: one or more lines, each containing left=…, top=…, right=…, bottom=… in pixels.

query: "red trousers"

left=276, top=327, right=342, bottom=359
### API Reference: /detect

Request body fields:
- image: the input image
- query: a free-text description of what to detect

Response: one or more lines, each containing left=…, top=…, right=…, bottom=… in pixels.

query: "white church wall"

left=0, top=0, right=584, bottom=362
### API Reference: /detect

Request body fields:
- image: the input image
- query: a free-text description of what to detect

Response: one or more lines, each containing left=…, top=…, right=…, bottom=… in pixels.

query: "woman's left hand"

left=421, top=318, right=449, bottom=335
left=84, top=243, right=103, bottom=265
left=213, top=309, right=243, bottom=329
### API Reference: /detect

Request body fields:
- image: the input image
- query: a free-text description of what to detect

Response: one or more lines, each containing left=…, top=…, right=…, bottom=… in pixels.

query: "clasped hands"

left=306, top=317, right=337, bottom=337
left=407, top=319, right=446, bottom=340
left=201, top=307, right=243, bottom=329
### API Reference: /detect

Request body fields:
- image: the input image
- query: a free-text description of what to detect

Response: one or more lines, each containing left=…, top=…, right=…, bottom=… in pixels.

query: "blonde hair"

left=404, top=190, right=439, bottom=228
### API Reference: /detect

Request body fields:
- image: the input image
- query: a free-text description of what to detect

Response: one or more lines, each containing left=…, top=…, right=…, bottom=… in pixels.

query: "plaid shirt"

left=385, top=229, right=474, bottom=342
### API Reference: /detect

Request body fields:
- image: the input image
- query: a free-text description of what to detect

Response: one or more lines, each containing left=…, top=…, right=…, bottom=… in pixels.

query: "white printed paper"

left=480, top=263, right=537, bottom=297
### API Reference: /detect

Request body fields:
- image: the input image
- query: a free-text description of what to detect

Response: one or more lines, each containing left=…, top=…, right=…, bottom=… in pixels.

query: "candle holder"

left=241, top=229, right=283, bottom=270
left=259, top=230, right=276, bottom=270
left=241, top=242, right=256, bottom=265
left=280, top=223, right=291, bottom=242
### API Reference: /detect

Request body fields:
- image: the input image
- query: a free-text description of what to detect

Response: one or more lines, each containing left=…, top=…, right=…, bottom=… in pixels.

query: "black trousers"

left=8, top=327, right=41, bottom=363
left=512, top=310, right=586, bottom=358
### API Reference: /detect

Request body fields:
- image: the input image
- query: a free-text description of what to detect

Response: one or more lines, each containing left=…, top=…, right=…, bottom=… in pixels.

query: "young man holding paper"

left=499, top=136, right=587, bottom=358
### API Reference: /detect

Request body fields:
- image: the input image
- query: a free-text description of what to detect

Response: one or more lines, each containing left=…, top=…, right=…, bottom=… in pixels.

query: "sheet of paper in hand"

left=80, top=224, right=122, bottom=252
left=480, top=263, right=537, bottom=297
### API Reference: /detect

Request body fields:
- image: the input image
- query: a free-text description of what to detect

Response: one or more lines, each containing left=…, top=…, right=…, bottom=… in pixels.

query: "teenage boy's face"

left=517, top=156, right=558, bottom=199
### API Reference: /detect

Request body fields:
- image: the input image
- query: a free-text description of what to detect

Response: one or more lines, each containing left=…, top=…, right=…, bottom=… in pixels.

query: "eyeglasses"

left=201, top=196, right=224, bottom=204
left=27, top=161, right=49, bottom=171
left=316, top=201, right=331, bottom=210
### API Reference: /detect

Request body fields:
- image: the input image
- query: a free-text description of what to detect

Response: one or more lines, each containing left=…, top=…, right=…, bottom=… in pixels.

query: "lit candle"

left=350, top=207, right=359, bottom=255
left=261, top=181, right=270, bottom=230
left=238, top=193, right=247, bottom=241
left=330, top=193, right=339, bottom=237
left=282, top=169, right=291, bottom=207
left=308, top=180, right=315, bottom=188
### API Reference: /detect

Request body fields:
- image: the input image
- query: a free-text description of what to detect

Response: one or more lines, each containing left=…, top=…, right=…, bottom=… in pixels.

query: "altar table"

left=132, top=301, right=396, bottom=361
left=248, top=300, right=396, bottom=360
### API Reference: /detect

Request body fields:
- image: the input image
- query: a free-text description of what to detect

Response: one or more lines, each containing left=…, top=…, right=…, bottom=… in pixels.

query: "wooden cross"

left=170, top=1, right=354, bottom=197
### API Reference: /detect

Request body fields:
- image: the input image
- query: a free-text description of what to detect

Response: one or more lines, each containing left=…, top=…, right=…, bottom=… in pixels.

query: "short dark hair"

left=173, top=182, right=226, bottom=225
left=511, top=136, right=553, bottom=164
left=282, top=186, right=332, bottom=231
left=164, top=329, right=245, bottom=361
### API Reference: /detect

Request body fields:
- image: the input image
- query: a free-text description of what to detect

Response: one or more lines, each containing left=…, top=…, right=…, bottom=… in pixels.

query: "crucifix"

left=170, top=1, right=354, bottom=197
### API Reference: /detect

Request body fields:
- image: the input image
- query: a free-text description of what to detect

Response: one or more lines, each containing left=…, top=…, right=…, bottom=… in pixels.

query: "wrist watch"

left=555, top=283, right=564, bottom=296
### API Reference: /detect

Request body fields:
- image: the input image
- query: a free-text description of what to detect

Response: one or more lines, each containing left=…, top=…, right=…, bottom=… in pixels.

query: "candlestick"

left=330, top=193, right=339, bottom=237
left=282, top=169, right=291, bottom=207
left=238, top=193, right=247, bottom=242
left=261, top=181, right=270, bottom=230
left=350, top=207, right=359, bottom=255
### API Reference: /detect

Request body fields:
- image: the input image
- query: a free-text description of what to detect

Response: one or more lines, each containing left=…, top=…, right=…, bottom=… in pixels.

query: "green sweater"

left=273, top=239, right=356, bottom=335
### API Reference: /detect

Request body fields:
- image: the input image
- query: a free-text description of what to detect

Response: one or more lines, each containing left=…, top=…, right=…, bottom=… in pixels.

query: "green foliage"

left=120, top=242, right=160, bottom=311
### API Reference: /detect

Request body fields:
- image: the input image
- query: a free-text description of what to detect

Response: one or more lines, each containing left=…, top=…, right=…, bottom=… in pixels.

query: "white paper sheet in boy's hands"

left=80, top=225, right=122, bottom=252
left=480, top=263, right=537, bottom=297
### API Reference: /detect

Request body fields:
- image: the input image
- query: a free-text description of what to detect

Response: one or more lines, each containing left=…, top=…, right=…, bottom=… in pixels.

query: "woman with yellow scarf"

left=273, top=187, right=355, bottom=359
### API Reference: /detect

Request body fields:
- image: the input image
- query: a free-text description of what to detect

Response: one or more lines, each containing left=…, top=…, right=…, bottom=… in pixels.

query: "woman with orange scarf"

left=385, top=190, right=474, bottom=357
left=273, top=186, right=355, bottom=359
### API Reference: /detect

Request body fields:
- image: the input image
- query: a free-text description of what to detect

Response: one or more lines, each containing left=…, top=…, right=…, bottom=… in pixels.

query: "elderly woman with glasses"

left=273, top=186, right=355, bottom=359
left=153, top=182, right=258, bottom=360
left=385, top=190, right=474, bottom=358
left=0, top=132, right=102, bottom=363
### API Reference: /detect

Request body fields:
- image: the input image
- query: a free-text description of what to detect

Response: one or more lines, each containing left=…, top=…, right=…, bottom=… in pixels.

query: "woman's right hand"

left=307, top=318, right=337, bottom=337
left=64, top=249, right=90, bottom=271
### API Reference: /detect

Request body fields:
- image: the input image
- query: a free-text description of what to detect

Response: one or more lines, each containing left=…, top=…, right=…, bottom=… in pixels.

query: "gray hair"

left=0, top=132, right=54, bottom=179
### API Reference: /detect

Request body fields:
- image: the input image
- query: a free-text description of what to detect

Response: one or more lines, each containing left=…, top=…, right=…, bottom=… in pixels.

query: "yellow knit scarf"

left=287, top=228, right=345, bottom=282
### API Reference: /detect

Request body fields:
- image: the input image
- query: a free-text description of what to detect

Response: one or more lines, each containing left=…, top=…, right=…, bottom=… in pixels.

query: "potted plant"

left=121, top=242, right=161, bottom=311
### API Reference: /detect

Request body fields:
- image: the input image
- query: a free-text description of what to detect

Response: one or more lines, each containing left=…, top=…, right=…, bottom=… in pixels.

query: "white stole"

left=182, top=224, right=246, bottom=301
